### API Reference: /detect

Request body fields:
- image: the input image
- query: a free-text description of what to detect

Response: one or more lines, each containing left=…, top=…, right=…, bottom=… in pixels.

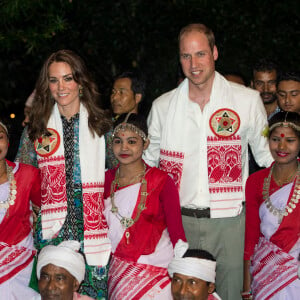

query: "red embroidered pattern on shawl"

left=207, top=135, right=242, bottom=193
left=108, top=255, right=170, bottom=300
left=39, top=156, right=67, bottom=213
left=159, top=149, right=184, bottom=190
left=0, top=243, right=35, bottom=284
left=83, top=182, right=108, bottom=240
left=251, top=237, right=298, bottom=299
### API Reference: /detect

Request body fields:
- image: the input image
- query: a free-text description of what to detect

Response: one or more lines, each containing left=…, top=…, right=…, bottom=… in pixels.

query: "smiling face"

left=179, top=31, right=218, bottom=91
left=269, top=126, right=300, bottom=166
left=0, top=125, right=9, bottom=162
left=38, top=264, right=79, bottom=300
left=112, top=129, right=149, bottom=166
left=48, top=61, right=80, bottom=118
left=171, top=273, right=215, bottom=300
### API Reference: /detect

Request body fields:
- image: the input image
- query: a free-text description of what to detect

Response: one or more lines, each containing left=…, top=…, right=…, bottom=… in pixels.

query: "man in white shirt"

left=144, top=23, right=273, bottom=300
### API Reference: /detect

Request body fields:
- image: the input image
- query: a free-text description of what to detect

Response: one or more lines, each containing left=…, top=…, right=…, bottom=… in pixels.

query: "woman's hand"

left=32, top=203, right=40, bottom=232
left=241, top=259, right=253, bottom=299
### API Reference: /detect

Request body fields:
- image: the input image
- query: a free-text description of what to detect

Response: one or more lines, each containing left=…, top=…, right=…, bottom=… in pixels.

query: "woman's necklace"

left=110, top=164, right=148, bottom=244
left=117, top=166, right=146, bottom=188
left=272, top=166, right=298, bottom=187
left=0, top=162, right=17, bottom=209
left=262, top=162, right=300, bottom=224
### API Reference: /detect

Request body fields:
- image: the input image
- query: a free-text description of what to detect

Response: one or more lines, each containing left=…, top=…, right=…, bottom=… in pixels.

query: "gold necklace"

left=263, top=162, right=300, bottom=224
left=0, top=166, right=6, bottom=180
left=117, top=166, right=146, bottom=188
left=0, top=162, right=17, bottom=209
left=110, top=164, right=148, bottom=244
left=272, top=166, right=298, bottom=187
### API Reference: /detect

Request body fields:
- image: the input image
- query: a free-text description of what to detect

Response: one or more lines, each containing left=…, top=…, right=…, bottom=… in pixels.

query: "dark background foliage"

left=0, top=0, right=299, bottom=157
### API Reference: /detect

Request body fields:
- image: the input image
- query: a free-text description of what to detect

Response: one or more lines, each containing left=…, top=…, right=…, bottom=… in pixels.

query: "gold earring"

left=79, top=85, right=83, bottom=97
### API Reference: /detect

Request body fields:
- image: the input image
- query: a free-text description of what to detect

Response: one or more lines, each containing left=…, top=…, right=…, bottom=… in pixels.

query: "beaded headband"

left=269, top=112, right=300, bottom=134
left=269, top=121, right=300, bottom=133
left=0, top=121, right=8, bottom=134
left=112, top=113, right=148, bottom=142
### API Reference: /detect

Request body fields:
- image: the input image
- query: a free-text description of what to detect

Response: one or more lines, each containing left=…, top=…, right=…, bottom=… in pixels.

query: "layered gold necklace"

left=263, top=162, right=300, bottom=224
left=110, top=164, right=148, bottom=236
left=0, top=162, right=17, bottom=209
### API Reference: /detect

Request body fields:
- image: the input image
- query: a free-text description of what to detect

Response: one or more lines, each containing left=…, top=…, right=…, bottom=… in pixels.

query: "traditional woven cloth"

left=0, top=161, right=40, bottom=284
left=159, top=76, right=244, bottom=215
left=168, top=257, right=216, bottom=283
left=145, top=72, right=273, bottom=219
left=37, top=103, right=111, bottom=266
left=36, top=241, right=85, bottom=283
left=108, top=255, right=171, bottom=300
left=0, top=240, right=36, bottom=284
left=251, top=236, right=298, bottom=299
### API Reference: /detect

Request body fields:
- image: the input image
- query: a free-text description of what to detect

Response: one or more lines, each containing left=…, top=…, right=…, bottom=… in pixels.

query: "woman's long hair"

left=28, top=50, right=111, bottom=141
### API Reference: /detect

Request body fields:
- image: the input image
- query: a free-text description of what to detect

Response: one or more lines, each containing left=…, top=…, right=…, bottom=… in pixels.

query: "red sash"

left=108, top=255, right=170, bottom=300
left=0, top=241, right=36, bottom=284
left=270, top=180, right=300, bottom=253
left=0, top=161, right=41, bottom=246
left=106, top=166, right=168, bottom=262
left=251, top=236, right=298, bottom=299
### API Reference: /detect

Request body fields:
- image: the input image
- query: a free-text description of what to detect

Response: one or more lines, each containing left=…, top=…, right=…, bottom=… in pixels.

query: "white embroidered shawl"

left=159, top=73, right=246, bottom=217
left=38, top=103, right=111, bottom=266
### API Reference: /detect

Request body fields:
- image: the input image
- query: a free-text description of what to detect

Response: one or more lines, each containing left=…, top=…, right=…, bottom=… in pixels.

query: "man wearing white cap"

left=34, top=241, right=94, bottom=300
left=168, top=241, right=221, bottom=300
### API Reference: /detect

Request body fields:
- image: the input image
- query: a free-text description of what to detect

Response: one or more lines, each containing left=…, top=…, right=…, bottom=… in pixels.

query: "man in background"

left=251, top=58, right=281, bottom=119
left=35, top=241, right=94, bottom=300
left=277, top=71, right=300, bottom=114
left=168, top=244, right=222, bottom=300
left=106, top=70, right=146, bottom=168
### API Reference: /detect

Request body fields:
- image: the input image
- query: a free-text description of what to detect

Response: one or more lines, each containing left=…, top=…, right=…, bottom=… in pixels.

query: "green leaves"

left=0, top=0, right=299, bottom=118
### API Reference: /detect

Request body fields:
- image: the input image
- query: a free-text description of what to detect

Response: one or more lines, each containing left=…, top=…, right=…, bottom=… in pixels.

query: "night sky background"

left=0, top=0, right=299, bottom=159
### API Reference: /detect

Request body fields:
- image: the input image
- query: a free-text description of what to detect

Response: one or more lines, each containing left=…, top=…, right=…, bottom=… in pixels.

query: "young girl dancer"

left=0, top=121, right=41, bottom=299
left=243, top=111, right=300, bottom=299
left=104, top=113, right=187, bottom=299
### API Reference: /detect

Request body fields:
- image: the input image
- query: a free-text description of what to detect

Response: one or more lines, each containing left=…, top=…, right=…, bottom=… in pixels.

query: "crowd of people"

left=0, top=22, right=299, bottom=300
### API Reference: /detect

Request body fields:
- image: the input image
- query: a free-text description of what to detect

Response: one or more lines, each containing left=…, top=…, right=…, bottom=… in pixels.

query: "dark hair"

left=0, top=119, right=9, bottom=138
left=223, top=72, right=246, bottom=86
left=114, top=113, right=148, bottom=137
left=268, top=111, right=300, bottom=138
left=253, top=58, right=278, bottom=75
left=183, top=249, right=216, bottom=261
left=114, top=70, right=146, bottom=100
left=277, top=71, right=300, bottom=86
left=28, top=49, right=111, bottom=141
left=178, top=23, right=215, bottom=52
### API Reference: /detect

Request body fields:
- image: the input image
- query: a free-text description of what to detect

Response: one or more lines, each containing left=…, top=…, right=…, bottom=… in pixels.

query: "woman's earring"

left=79, top=85, right=83, bottom=97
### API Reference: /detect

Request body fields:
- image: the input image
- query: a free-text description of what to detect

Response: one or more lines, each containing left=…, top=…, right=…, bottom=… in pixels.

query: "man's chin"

left=41, top=294, right=61, bottom=300
left=261, top=93, right=277, bottom=104
left=263, top=97, right=277, bottom=104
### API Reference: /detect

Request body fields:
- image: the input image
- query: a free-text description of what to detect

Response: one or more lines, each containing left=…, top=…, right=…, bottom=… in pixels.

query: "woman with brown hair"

left=16, top=50, right=111, bottom=299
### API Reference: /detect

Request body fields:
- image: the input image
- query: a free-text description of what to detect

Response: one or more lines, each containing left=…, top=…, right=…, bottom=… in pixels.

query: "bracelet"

left=241, top=290, right=253, bottom=300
